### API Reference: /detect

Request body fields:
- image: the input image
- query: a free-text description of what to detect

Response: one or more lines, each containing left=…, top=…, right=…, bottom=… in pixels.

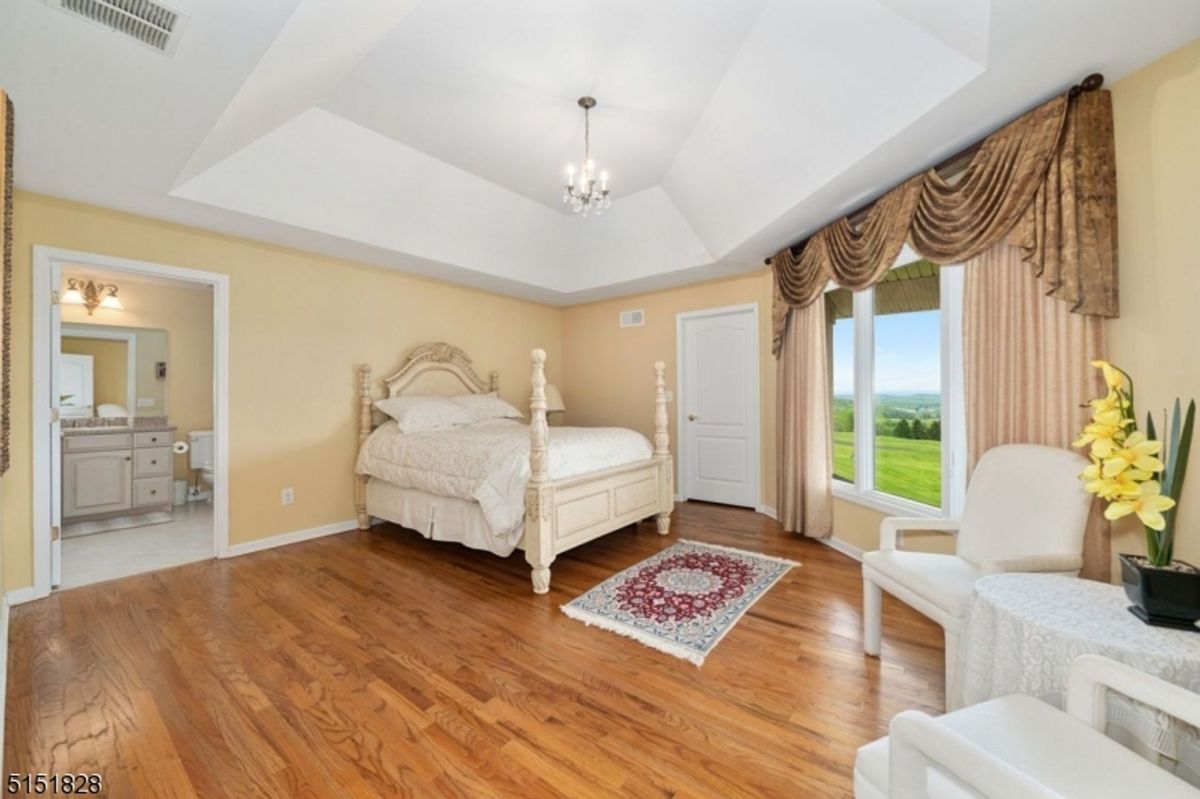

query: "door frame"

left=61, top=323, right=139, bottom=416
left=674, top=302, right=761, bottom=509
left=32, top=245, right=231, bottom=600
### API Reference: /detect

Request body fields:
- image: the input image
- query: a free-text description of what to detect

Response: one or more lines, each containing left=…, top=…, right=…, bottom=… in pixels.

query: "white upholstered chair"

left=861, top=444, right=1092, bottom=691
left=854, top=655, right=1200, bottom=798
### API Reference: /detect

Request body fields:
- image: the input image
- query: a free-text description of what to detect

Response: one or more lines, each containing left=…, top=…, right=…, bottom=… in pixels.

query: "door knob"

left=687, top=414, right=698, bottom=421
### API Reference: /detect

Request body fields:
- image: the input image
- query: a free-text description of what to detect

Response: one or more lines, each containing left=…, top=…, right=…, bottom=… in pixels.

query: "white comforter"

left=356, top=419, right=653, bottom=537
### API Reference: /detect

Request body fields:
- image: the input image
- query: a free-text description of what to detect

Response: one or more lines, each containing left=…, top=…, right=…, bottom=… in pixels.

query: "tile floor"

left=59, top=502, right=214, bottom=590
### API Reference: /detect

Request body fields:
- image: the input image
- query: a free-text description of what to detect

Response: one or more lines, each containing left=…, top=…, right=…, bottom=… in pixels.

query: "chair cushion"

left=854, top=694, right=1198, bottom=798
left=862, top=550, right=979, bottom=620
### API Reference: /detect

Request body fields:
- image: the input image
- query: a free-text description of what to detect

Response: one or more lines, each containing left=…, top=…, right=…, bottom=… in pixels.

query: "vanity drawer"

left=134, top=430, right=172, bottom=448
left=63, top=432, right=132, bottom=452
left=133, top=446, right=172, bottom=477
left=132, top=476, right=172, bottom=508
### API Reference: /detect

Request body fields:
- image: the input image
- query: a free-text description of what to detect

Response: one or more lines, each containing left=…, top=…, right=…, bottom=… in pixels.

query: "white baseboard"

left=755, top=505, right=778, bottom=520
left=225, top=518, right=359, bottom=558
left=5, top=586, right=39, bottom=607
left=818, top=536, right=864, bottom=562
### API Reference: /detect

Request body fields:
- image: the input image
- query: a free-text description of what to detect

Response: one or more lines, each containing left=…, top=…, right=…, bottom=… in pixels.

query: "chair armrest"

left=889, top=710, right=1064, bottom=799
left=979, top=553, right=1084, bottom=576
left=879, top=517, right=961, bottom=551
left=1067, top=654, right=1200, bottom=732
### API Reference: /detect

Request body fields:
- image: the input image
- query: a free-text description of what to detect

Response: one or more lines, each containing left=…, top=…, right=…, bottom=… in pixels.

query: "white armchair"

left=861, top=444, right=1092, bottom=691
left=854, top=655, right=1200, bottom=798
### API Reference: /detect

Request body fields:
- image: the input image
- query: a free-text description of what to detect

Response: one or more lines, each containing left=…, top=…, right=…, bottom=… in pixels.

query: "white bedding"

left=355, top=419, right=653, bottom=547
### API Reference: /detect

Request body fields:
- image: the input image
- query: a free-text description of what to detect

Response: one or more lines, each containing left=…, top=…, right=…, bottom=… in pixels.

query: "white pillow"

left=449, top=393, right=524, bottom=423
left=373, top=396, right=472, bottom=433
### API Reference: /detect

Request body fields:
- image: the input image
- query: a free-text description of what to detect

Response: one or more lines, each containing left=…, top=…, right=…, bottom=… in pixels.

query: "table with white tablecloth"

left=953, top=572, right=1200, bottom=786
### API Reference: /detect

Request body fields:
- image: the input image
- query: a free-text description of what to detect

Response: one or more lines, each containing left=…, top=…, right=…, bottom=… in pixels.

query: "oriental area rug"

left=562, top=539, right=798, bottom=666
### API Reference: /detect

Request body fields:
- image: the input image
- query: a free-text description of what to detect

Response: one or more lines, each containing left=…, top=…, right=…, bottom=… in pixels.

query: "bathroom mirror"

left=60, top=323, right=168, bottom=418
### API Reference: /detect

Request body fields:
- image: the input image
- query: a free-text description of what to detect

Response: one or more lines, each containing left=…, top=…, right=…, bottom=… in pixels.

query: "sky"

left=832, top=309, right=941, bottom=395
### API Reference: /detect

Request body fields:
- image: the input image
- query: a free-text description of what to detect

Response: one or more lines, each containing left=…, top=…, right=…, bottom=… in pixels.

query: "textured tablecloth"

left=954, top=573, right=1200, bottom=786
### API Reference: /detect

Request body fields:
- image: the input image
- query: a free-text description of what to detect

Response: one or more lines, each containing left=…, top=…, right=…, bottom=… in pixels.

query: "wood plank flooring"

left=5, top=502, right=944, bottom=798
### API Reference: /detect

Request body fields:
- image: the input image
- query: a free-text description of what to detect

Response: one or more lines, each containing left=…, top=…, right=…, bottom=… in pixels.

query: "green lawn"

left=833, top=432, right=941, bottom=507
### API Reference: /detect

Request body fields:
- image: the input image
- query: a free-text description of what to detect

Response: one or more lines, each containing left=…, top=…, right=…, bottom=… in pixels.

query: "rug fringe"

left=678, top=538, right=801, bottom=568
left=559, top=604, right=706, bottom=667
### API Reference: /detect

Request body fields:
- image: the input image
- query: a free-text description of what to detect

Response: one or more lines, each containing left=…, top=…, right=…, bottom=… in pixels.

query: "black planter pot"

left=1119, top=553, right=1200, bottom=631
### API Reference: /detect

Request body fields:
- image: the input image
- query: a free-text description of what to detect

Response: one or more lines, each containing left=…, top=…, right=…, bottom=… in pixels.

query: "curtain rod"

left=763, top=72, right=1105, bottom=265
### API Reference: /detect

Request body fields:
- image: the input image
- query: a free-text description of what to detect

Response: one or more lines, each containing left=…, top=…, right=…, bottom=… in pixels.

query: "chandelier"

left=562, top=96, right=611, bottom=216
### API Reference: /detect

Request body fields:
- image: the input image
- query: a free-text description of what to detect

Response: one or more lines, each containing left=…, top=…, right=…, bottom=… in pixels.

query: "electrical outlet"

left=281, top=487, right=294, bottom=506
left=664, top=390, right=674, bottom=403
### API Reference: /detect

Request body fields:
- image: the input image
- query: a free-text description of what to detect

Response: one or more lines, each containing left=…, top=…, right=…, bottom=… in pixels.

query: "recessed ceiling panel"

left=321, top=0, right=767, bottom=211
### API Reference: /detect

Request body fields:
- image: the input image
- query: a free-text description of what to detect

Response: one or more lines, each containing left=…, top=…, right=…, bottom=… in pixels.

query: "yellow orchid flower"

left=1103, top=480, right=1177, bottom=531
left=1090, top=407, right=1133, bottom=428
left=1081, top=462, right=1144, bottom=500
left=1101, top=432, right=1165, bottom=477
left=1090, top=390, right=1130, bottom=414
left=1092, top=360, right=1125, bottom=391
left=1073, top=421, right=1125, bottom=456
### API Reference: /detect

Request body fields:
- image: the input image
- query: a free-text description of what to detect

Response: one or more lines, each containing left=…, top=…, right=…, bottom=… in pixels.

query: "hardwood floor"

left=5, top=502, right=944, bottom=798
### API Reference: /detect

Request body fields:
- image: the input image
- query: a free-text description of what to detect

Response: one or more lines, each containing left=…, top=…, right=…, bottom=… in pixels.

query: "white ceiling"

left=2, top=0, right=1198, bottom=305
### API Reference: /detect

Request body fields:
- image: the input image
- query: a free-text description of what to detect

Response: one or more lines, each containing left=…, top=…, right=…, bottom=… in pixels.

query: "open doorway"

left=32, top=247, right=230, bottom=597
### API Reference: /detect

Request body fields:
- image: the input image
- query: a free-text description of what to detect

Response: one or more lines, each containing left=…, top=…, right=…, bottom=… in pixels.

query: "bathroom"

left=55, top=266, right=215, bottom=589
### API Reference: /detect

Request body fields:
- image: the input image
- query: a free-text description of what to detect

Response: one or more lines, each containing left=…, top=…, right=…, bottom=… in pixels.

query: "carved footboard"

left=523, top=350, right=673, bottom=594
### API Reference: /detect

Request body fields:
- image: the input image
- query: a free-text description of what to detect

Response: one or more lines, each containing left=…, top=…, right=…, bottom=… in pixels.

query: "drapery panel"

left=770, top=87, right=1118, bottom=356
left=964, top=242, right=1110, bottom=580
left=776, top=301, right=832, bottom=537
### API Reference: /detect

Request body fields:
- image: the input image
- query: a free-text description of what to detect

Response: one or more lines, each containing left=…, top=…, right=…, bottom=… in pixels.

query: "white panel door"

left=59, top=354, right=94, bottom=418
left=50, top=260, right=63, bottom=587
left=680, top=306, right=759, bottom=507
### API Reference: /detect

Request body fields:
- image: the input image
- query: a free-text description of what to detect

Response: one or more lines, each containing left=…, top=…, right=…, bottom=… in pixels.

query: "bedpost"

left=490, top=370, right=500, bottom=393
left=525, top=348, right=555, bottom=593
left=356, top=364, right=373, bottom=530
left=654, top=360, right=673, bottom=536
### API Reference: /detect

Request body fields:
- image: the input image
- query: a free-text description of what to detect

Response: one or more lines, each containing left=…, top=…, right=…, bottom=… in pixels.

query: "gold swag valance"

left=770, top=87, right=1118, bottom=355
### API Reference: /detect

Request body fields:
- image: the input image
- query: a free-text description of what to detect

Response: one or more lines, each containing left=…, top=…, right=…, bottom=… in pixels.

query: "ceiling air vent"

left=45, top=0, right=190, bottom=57
left=619, top=309, right=645, bottom=328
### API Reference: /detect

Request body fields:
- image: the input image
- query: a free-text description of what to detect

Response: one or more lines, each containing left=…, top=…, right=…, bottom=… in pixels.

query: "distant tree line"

left=889, top=418, right=941, bottom=441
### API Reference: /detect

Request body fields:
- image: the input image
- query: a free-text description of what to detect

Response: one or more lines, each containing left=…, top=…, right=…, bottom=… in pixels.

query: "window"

left=827, top=257, right=965, bottom=516
left=874, top=262, right=941, bottom=507
left=828, top=286, right=855, bottom=483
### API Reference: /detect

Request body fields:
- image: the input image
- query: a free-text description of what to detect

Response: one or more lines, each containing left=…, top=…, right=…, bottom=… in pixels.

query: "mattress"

left=356, top=418, right=653, bottom=539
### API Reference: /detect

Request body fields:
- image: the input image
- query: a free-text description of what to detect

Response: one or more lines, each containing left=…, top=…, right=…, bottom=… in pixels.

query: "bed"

left=355, top=343, right=673, bottom=593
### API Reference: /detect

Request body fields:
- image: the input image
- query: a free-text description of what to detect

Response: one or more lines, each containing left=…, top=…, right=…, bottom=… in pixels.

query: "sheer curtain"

left=964, top=242, right=1111, bottom=579
left=776, top=300, right=833, bottom=537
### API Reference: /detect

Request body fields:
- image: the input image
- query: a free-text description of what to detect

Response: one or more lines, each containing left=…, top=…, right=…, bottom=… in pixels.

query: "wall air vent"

left=44, top=0, right=190, bottom=57
left=619, top=309, right=645, bottom=328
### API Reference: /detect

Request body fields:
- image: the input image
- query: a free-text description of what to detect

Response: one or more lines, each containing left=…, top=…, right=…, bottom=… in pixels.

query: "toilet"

left=188, top=430, right=215, bottom=498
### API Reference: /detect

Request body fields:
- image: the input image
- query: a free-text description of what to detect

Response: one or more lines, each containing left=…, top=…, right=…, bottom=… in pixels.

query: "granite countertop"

left=61, top=418, right=176, bottom=436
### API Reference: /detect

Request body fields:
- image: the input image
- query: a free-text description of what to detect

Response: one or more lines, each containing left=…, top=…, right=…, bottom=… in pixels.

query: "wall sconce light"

left=62, top=278, right=123, bottom=315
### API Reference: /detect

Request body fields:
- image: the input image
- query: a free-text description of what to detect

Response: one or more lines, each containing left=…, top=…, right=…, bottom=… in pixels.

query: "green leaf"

left=1168, top=400, right=1195, bottom=503
left=1146, top=409, right=1157, bottom=443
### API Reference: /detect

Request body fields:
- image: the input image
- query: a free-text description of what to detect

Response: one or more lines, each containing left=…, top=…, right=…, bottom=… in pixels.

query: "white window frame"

left=829, top=261, right=966, bottom=519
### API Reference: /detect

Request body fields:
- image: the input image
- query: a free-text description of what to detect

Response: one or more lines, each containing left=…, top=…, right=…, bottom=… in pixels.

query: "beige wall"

left=62, top=279, right=215, bottom=481
left=562, top=271, right=777, bottom=509
left=60, top=336, right=127, bottom=409
left=1109, top=39, right=1200, bottom=568
left=4, top=192, right=564, bottom=591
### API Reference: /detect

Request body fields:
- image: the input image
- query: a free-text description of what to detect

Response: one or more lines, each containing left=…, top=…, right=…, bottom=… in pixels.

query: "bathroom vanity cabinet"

left=62, top=427, right=176, bottom=523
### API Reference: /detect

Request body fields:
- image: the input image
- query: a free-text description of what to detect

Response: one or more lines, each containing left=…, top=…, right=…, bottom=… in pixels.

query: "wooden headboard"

left=380, top=342, right=499, bottom=398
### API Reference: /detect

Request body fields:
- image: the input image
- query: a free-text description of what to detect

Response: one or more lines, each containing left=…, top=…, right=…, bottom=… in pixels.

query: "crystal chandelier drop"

left=562, top=96, right=611, bottom=216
